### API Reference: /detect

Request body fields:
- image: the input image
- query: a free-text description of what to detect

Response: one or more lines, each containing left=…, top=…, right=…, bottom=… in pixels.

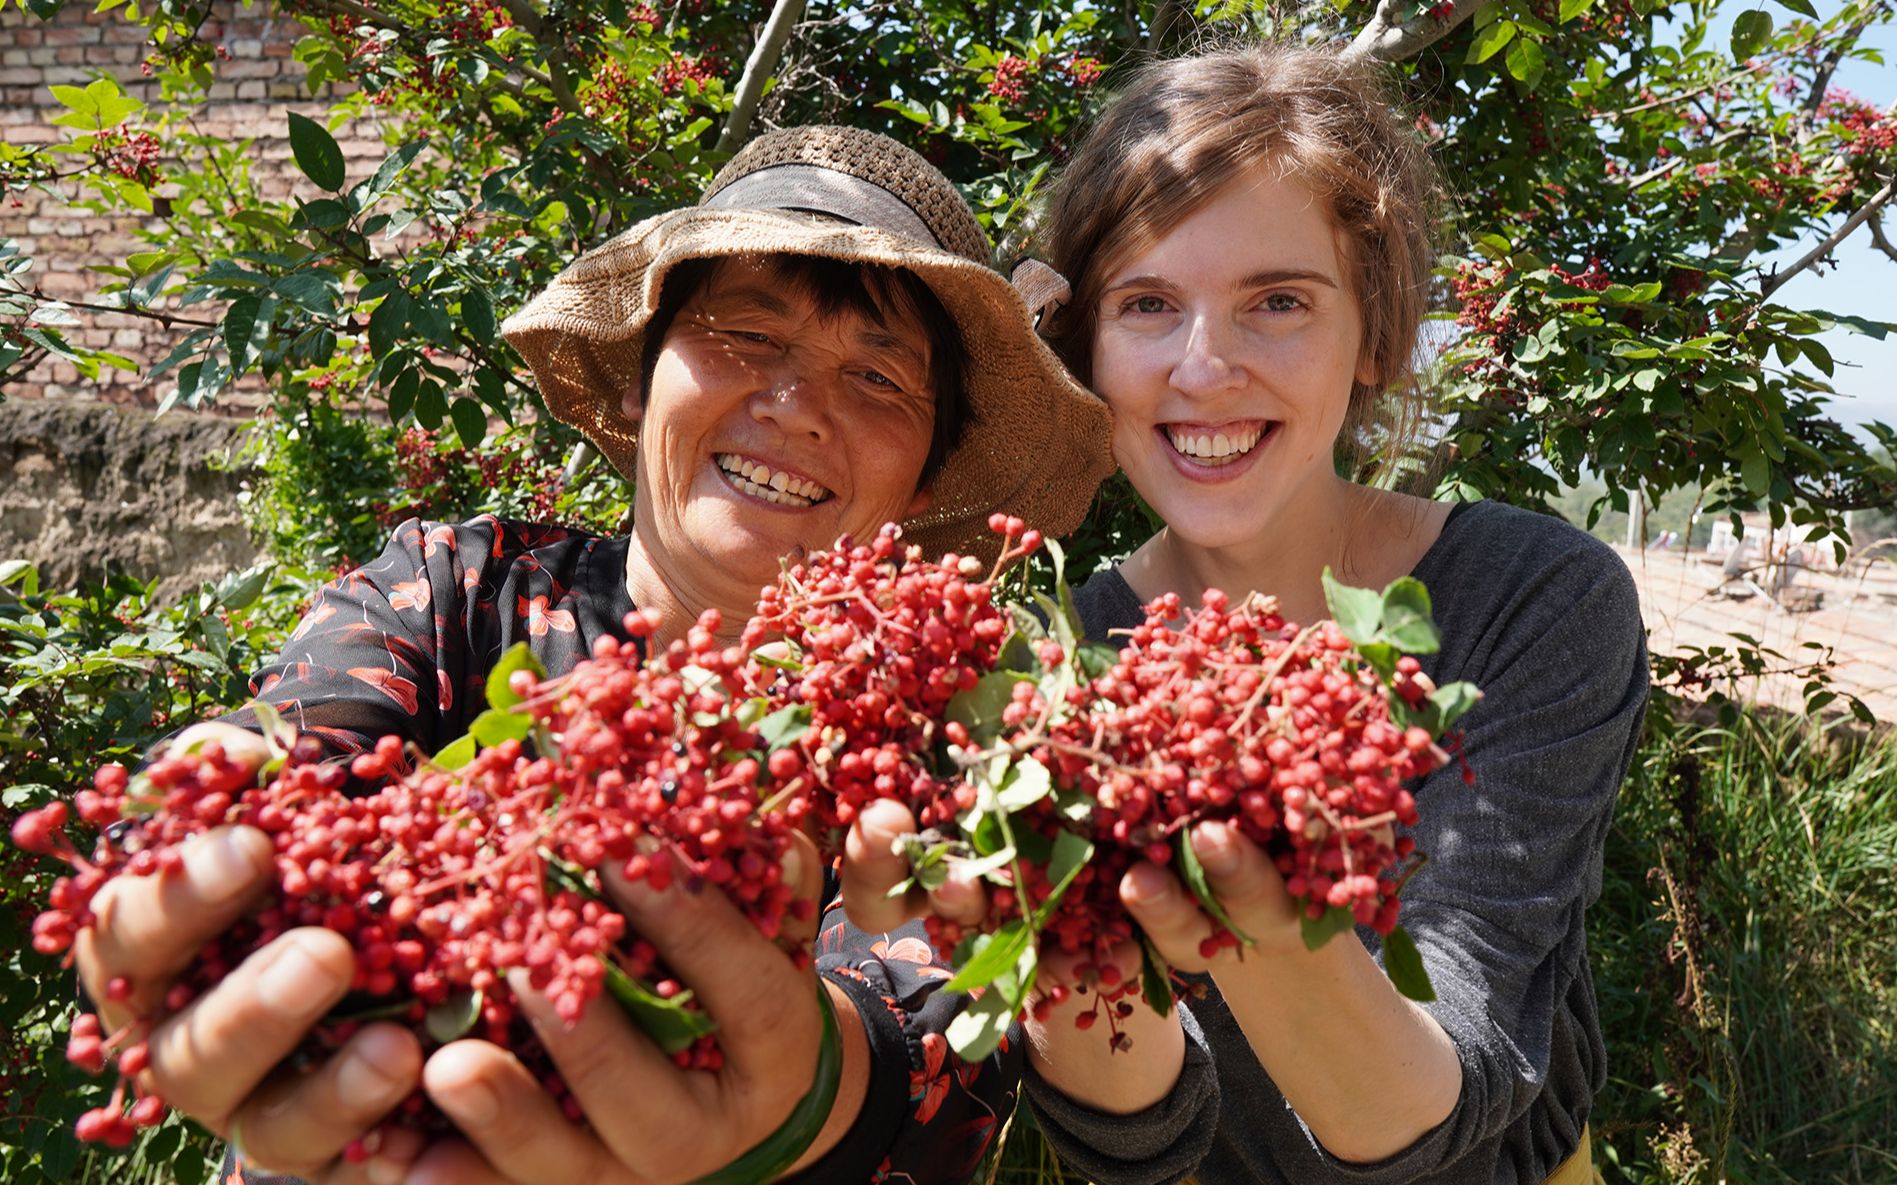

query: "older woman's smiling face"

left=627, top=257, right=939, bottom=604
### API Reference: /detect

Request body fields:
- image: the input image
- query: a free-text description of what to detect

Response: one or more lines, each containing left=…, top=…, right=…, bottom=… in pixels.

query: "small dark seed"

left=659, top=779, right=680, bottom=804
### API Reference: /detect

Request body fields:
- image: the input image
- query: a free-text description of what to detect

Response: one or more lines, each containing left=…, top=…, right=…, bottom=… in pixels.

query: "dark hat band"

left=701, top=164, right=944, bottom=250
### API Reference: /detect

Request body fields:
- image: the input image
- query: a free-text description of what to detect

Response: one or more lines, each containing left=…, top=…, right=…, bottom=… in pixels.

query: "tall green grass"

left=989, top=711, right=1897, bottom=1184
left=1593, top=713, right=1897, bottom=1184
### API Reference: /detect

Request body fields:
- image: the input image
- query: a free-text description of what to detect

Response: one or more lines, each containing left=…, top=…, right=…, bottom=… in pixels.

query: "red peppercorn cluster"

left=15, top=606, right=810, bottom=1147
left=15, top=516, right=1473, bottom=1135
left=738, top=519, right=1041, bottom=837
left=960, top=589, right=1442, bottom=979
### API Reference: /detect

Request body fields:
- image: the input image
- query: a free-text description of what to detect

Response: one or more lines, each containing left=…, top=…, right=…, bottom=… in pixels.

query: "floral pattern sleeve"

left=215, top=516, right=1024, bottom=1185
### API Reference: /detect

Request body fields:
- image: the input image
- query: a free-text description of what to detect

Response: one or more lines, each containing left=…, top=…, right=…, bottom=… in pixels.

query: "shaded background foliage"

left=3, top=0, right=1896, bottom=1180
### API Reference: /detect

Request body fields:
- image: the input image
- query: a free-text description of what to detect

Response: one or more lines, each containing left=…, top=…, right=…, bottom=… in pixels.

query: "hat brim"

left=501, top=207, right=1115, bottom=562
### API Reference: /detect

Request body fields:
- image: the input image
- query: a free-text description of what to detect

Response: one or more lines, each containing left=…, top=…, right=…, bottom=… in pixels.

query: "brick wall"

left=1, top=1, right=386, bottom=408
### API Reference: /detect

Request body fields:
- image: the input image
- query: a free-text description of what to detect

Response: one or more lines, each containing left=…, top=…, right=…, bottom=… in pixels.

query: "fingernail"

left=256, top=934, right=341, bottom=1015
left=435, top=1078, right=500, bottom=1126
left=184, top=828, right=268, bottom=903
left=1193, top=822, right=1240, bottom=876
left=336, top=1034, right=411, bottom=1102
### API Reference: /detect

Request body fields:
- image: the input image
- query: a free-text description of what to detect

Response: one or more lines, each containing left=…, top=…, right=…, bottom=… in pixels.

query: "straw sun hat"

left=501, top=125, right=1114, bottom=561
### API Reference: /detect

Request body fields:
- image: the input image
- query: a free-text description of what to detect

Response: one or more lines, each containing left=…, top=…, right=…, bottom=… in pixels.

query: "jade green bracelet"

left=688, top=982, right=844, bottom=1185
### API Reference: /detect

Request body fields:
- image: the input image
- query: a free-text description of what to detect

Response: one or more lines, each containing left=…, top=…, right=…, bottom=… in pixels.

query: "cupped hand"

left=74, top=720, right=424, bottom=1184
left=404, top=830, right=862, bottom=1185
left=1120, top=819, right=1302, bottom=974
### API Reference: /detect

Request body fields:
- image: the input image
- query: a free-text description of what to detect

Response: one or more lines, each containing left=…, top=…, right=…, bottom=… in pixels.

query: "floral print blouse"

left=219, top=515, right=1020, bottom=1185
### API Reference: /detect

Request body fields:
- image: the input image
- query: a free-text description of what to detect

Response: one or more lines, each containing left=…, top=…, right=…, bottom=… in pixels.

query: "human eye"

left=1259, top=292, right=1308, bottom=314
left=726, top=329, right=775, bottom=345
left=1122, top=294, right=1173, bottom=316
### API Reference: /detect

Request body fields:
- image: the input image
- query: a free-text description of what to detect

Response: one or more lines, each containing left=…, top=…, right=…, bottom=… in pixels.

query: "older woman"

left=72, top=126, right=1112, bottom=1185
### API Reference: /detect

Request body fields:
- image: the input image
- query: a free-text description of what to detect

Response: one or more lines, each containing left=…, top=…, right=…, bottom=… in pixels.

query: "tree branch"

left=1343, top=0, right=1494, bottom=64
left=1, top=286, right=220, bottom=329
left=1760, top=175, right=1897, bottom=299
left=716, top=0, right=806, bottom=155
left=496, top=0, right=584, bottom=112
left=1622, top=127, right=1755, bottom=189
left=1146, top=0, right=1183, bottom=55
left=1869, top=211, right=1897, bottom=264
left=1801, top=0, right=1889, bottom=129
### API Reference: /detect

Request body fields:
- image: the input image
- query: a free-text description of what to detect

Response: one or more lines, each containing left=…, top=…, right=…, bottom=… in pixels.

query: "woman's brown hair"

left=1040, top=43, right=1445, bottom=479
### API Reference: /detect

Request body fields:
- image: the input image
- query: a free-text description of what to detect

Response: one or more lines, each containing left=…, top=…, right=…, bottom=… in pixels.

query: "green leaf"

left=1428, top=681, right=1483, bottom=732
left=221, top=293, right=275, bottom=377
left=1177, top=827, right=1255, bottom=945
left=1382, top=926, right=1436, bottom=1002
left=1322, top=568, right=1381, bottom=645
left=996, top=755, right=1052, bottom=810
left=1558, top=0, right=1594, bottom=22
left=944, top=981, right=1016, bottom=1062
left=943, top=919, right=1033, bottom=993
left=425, top=990, right=483, bottom=1043
left=367, top=141, right=425, bottom=199
left=1300, top=904, right=1357, bottom=951
left=1030, top=829, right=1096, bottom=928
left=1467, top=18, right=1516, bottom=63
left=0, top=559, right=36, bottom=591
left=600, top=957, right=719, bottom=1054
left=450, top=397, right=488, bottom=448
left=1137, top=930, right=1174, bottom=1016
left=462, top=285, right=497, bottom=341
left=486, top=642, right=548, bottom=711
left=946, top=670, right=1032, bottom=744
left=287, top=111, right=346, bottom=192
left=756, top=703, right=811, bottom=751
left=1379, top=578, right=1440, bottom=654
left=433, top=734, right=477, bottom=769
left=1731, top=9, right=1772, bottom=60
left=1773, top=0, right=1816, bottom=15
left=367, top=289, right=410, bottom=359
left=388, top=367, right=420, bottom=422
left=1504, top=37, right=1547, bottom=89
left=687, top=987, right=842, bottom=1185
left=468, top=706, right=531, bottom=747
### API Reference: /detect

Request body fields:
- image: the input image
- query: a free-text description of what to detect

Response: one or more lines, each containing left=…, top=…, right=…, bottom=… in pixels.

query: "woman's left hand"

left=1119, top=819, right=1304, bottom=972
left=400, top=833, right=868, bottom=1185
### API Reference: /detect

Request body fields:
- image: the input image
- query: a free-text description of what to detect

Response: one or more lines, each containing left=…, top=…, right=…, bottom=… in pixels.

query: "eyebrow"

left=1104, top=269, right=1340, bottom=293
left=698, top=286, right=795, bottom=318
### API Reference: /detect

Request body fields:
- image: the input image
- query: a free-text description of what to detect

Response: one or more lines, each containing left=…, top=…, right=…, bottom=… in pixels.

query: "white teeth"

left=1165, top=426, right=1263, bottom=463
left=716, top=454, right=829, bottom=506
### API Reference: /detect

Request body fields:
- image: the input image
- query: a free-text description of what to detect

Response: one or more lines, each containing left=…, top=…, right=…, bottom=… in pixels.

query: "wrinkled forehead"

left=687, top=254, right=937, bottom=352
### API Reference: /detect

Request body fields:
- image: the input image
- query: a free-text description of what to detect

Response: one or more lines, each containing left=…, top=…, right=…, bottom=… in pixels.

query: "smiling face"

left=1090, top=164, right=1374, bottom=552
left=627, top=256, right=940, bottom=606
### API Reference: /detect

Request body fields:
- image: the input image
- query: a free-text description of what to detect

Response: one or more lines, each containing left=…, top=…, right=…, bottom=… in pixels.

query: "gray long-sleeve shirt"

left=1027, top=500, right=1649, bottom=1185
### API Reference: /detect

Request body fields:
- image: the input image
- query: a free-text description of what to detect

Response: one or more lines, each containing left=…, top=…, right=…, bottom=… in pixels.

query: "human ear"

left=903, top=486, right=933, bottom=520
left=618, top=389, right=643, bottom=422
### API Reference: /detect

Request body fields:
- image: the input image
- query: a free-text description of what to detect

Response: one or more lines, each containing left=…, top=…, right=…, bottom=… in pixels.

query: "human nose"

left=749, top=363, right=835, bottom=444
left=1169, top=313, right=1246, bottom=398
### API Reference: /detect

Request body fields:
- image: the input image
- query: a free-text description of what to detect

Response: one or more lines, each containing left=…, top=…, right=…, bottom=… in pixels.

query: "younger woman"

left=848, top=44, right=1646, bottom=1185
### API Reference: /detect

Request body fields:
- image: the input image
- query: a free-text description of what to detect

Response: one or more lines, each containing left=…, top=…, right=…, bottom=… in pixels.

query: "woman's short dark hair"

left=639, top=255, right=969, bottom=485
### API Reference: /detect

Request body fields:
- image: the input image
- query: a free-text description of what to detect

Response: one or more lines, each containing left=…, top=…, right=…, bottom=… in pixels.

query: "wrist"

left=781, top=978, right=868, bottom=1175
left=1026, top=990, right=1185, bottom=1115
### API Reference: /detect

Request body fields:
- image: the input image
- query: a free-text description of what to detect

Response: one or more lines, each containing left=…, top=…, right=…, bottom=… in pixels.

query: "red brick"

left=44, top=26, right=103, bottom=47
left=7, top=125, right=57, bottom=144
left=0, top=67, right=42, bottom=84
left=11, top=28, right=44, bottom=47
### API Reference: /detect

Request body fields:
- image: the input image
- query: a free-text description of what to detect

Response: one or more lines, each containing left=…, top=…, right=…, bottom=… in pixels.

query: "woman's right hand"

left=73, top=721, right=426, bottom=1184
left=838, top=799, right=1187, bottom=1115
